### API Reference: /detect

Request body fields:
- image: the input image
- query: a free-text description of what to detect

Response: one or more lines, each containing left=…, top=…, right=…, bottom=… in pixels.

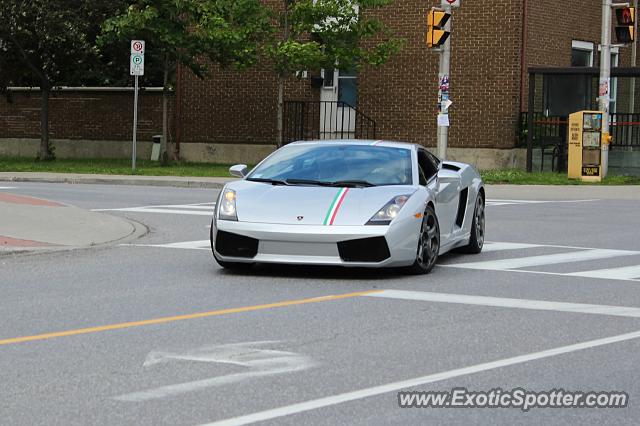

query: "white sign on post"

left=442, top=0, right=461, bottom=7
left=130, top=40, right=145, bottom=76
left=130, top=40, right=145, bottom=171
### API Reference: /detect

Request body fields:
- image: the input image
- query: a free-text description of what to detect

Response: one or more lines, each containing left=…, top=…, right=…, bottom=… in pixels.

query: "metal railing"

left=610, top=113, right=640, bottom=148
left=283, top=100, right=376, bottom=144
left=521, top=112, right=640, bottom=150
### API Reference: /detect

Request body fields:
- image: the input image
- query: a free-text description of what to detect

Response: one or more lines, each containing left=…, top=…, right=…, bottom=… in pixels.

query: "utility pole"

left=437, top=3, right=453, bottom=160
left=427, top=0, right=459, bottom=159
left=599, top=0, right=613, bottom=178
left=628, top=0, right=638, bottom=118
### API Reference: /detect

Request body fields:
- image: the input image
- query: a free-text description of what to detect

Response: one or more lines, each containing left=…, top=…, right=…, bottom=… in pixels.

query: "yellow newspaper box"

left=568, top=111, right=610, bottom=182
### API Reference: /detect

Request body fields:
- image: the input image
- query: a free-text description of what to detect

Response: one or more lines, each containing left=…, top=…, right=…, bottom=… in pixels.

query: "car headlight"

left=218, top=189, right=238, bottom=221
left=366, top=194, right=412, bottom=225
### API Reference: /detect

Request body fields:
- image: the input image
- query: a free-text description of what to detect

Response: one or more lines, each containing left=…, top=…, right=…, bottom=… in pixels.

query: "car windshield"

left=247, top=144, right=413, bottom=186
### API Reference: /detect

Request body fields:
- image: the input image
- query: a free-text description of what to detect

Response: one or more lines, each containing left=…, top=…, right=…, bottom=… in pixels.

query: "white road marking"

left=486, top=199, right=598, bottom=207
left=567, top=265, right=640, bottom=281
left=481, top=242, right=543, bottom=252
left=366, top=290, right=640, bottom=318
left=450, top=249, right=639, bottom=271
left=124, top=240, right=210, bottom=250
left=0, top=187, right=17, bottom=190
left=94, top=202, right=215, bottom=216
left=107, top=207, right=213, bottom=216
left=199, top=330, right=640, bottom=426
left=115, top=341, right=315, bottom=402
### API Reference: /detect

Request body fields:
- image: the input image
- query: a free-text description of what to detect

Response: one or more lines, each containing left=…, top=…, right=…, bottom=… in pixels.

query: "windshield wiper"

left=285, top=179, right=334, bottom=186
left=246, top=177, right=289, bottom=186
left=329, top=180, right=376, bottom=188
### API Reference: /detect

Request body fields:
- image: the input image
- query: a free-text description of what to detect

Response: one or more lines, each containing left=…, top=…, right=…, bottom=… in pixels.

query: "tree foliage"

left=268, top=0, right=403, bottom=76
left=98, top=0, right=273, bottom=162
left=0, top=0, right=149, bottom=89
left=0, top=0, right=140, bottom=159
left=98, top=0, right=272, bottom=83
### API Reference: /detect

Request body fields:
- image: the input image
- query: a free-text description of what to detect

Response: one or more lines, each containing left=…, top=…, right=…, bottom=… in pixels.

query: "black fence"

left=522, top=112, right=640, bottom=172
left=283, top=101, right=377, bottom=144
left=521, top=112, right=640, bottom=150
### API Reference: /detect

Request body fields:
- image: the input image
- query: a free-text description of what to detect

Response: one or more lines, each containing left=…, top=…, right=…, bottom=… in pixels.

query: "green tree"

left=266, top=0, right=403, bottom=146
left=0, top=0, right=129, bottom=160
left=99, top=0, right=272, bottom=164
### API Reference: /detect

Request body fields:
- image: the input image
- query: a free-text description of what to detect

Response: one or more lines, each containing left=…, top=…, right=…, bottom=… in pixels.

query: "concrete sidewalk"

left=0, top=191, right=144, bottom=255
left=0, top=172, right=233, bottom=189
left=1, top=172, right=638, bottom=197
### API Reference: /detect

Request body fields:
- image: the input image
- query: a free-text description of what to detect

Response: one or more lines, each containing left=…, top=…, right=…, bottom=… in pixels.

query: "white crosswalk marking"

left=126, top=240, right=210, bottom=250
left=0, top=187, right=17, bottom=190
left=94, top=203, right=215, bottom=216
left=123, top=237, right=640, bottom=282
left=366, top=290, right=640, bottom=318
left=451, top=249, right=639, bottom=271
left=486, top=199, right=597, bottom=207
left=481, top=242, right=544, bottom=252
left=567, top=265, right=640, bottom=281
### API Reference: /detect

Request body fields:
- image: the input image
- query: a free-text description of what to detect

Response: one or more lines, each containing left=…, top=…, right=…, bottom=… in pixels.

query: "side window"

left=418, top=150, right=438, bottom=184
left=425, top=151, right=441, bottom=170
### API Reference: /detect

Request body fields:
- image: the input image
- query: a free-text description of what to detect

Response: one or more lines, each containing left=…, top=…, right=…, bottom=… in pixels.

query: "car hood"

left=228, top=180, right=417, bottom=226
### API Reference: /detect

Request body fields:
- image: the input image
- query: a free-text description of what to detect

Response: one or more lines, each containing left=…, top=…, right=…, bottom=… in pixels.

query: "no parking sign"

left=130, top=40, right=145, bottom=76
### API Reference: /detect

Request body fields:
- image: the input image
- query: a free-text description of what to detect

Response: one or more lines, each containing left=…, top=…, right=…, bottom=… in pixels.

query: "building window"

left=571, top=41, right=594, bottom=67
left=610, top=49, right=619, bottom=113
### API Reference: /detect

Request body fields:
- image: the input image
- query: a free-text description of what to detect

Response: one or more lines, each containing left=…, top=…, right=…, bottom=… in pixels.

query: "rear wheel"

left=210, top=221, right=253, bottom=271
left=406, top=205, right=440, bottom=275
left=460, top=192, right=485, bottom=254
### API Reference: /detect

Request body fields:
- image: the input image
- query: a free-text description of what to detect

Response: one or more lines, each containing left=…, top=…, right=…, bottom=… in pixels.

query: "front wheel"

left=460, top=192, right=485, bottom=254
left=406, top=205, right=440, bottom=275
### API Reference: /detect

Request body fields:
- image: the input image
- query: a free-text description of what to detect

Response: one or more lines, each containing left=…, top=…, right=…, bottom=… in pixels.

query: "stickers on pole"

left=130, top=40, right=145, bottom=76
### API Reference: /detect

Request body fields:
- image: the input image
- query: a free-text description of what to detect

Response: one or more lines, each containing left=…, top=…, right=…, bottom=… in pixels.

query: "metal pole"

left=628, top=0, right=638, bottom=147
left=132, top=75, right=139, bottom=172
left=630, top=0, right=638, bottom=114
left=599, top=0, right=613, bottom=177
left=437, top=4, right=452, bottom=160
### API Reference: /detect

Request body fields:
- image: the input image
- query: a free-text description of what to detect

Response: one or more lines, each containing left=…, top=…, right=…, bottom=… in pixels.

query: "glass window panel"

left=338, top=78, right=358, bottom=106
left=571, top=49, right=592, bottom=67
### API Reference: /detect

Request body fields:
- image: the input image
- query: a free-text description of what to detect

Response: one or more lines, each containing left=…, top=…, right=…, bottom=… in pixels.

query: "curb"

left=0, top=217, right=149, bottom=258
left=0, top=175, right=231, bottom=189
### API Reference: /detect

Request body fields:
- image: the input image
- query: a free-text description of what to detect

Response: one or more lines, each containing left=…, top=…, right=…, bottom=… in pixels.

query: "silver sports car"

left=210, top=140, right=485, bottom=274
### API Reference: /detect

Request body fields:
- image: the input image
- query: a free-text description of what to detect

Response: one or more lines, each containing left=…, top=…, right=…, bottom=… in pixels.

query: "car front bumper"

left=212, top=219, right=419, bottom=268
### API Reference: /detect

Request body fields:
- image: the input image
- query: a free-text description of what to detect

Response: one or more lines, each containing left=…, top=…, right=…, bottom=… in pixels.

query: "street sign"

left=130, top=40, right=145, bottom=172
left=442, top=0, right=461, bottom=7
left=130, top=40, right=145, bottom=76
left=131, top=40, right=145, bottom=54
left=130, top=53, right=145, bottom=76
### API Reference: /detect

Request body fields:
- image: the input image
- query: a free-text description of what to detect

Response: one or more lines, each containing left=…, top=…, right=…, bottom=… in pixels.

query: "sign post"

left=130, top=40, right=145, bottom=172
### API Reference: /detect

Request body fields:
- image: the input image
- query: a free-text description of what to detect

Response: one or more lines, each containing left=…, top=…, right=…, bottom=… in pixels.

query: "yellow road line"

left=0, top=290, right=382, bottom=346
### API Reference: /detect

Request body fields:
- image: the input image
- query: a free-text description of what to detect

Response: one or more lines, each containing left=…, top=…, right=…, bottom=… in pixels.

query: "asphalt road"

left=1, top=182, right=640, bottom=425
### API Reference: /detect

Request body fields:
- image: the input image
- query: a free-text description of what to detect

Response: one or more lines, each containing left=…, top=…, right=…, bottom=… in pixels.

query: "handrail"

left=283, top=100, right=377, bottom=144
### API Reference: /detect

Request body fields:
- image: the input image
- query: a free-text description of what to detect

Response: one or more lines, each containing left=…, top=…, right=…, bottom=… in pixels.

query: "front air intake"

left=215, top=231, right=258, bottom=258
left=338, top=237, right=391, bottom=263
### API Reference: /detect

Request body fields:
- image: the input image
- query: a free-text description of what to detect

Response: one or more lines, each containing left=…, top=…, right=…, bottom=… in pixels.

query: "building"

left=1, top=0, right=639, bottom=172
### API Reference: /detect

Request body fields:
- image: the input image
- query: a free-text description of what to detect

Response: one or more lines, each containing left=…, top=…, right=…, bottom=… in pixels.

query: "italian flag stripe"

left=324, top=188, right=350, bottom=226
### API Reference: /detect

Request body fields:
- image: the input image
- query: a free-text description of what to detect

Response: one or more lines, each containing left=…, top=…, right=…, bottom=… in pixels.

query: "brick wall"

left=0, top=89, right=173, bottom=144
left=359, top=0, right=523, bottom=149
left=1, top=1, right=622, bottom=155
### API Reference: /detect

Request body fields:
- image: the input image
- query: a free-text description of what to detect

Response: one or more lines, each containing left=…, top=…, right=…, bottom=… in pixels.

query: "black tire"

left=460, top=192, right=485, bottom=254
left=210, top=221, right=253, bottom=271
left=406, top=205, right=440, bottom=275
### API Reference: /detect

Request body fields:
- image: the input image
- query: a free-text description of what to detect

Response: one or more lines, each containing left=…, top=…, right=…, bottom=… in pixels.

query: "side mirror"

left=229, top=164, right=248, bottom=178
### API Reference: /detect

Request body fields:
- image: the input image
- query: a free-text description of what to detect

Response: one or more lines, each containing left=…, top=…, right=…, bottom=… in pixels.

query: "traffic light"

left=427, top=9, right=451, bottom=48
left=615, top=7, right=635, bottom=44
